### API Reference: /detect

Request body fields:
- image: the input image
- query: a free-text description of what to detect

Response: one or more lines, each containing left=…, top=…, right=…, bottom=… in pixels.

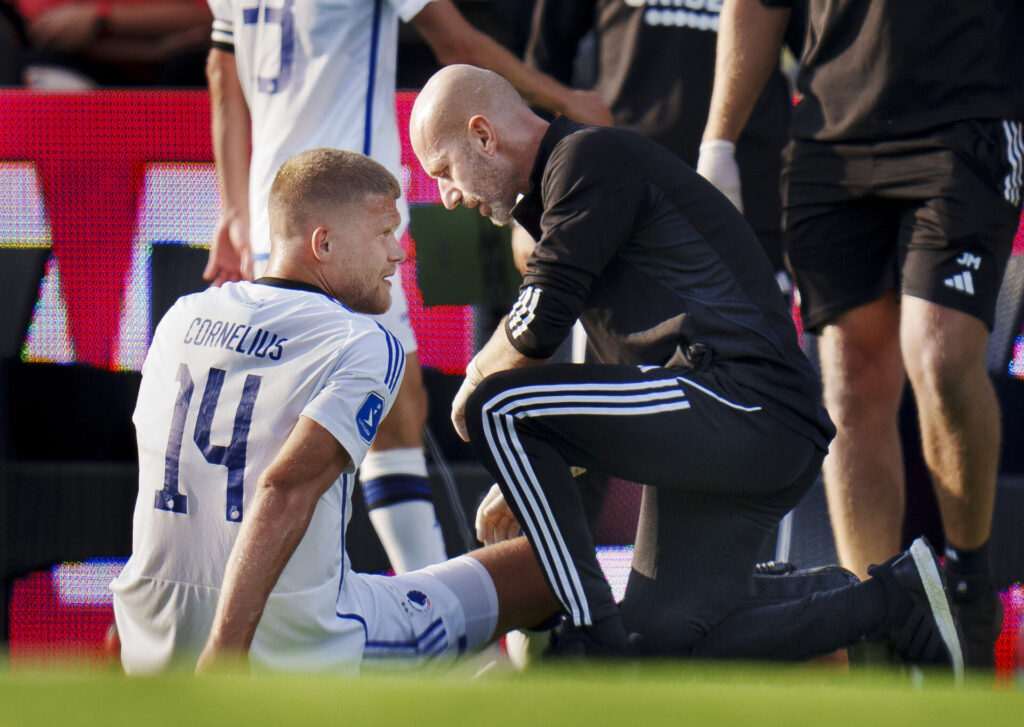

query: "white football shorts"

left=346, top=554, right=498, bottom=670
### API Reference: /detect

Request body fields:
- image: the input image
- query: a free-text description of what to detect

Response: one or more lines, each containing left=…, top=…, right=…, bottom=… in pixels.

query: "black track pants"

left=464, top=363, right=826, bottom=649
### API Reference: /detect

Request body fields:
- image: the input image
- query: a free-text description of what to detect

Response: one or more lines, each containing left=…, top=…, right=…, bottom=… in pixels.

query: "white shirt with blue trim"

left=207, top=0, right=434, bottom=264
left=111, top=281, right=404, bottom=673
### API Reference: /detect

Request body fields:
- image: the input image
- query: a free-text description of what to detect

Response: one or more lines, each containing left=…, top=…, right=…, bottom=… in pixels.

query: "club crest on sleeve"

left=356, top=392, right=386, bottom=444
left=406, top=590, right=431, bottom=613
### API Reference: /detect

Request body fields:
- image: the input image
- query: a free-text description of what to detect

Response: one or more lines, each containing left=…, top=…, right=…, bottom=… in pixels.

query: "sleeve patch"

left=356, top=392, right=386, bottom=444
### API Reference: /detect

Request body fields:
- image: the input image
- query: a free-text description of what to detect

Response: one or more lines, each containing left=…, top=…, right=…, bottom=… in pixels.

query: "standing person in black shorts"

left=701, top=0, right=1024, bottom=668
left=525, top=0, right=792, bottom=282
left=408, top=64, right=966, bottom=670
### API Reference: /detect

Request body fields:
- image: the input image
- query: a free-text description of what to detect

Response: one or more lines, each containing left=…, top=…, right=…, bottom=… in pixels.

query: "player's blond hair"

left=268, top=147, right=400, bottom=241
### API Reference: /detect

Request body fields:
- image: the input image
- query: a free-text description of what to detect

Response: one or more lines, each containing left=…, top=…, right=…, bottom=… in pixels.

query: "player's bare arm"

left=703, top=0, right=790, bottom=145
left=411, top=0, right=612, bottom=127
left=205, top=47, right=253, bottom=286
left=196, top=415, right=350, bottom=672
left=699, top=0, right=790, bottom=210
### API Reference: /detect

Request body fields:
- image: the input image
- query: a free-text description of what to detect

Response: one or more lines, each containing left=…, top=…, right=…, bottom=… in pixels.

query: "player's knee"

left=821, top=343, right=903, bottom=416
left=902, top=302, right=990, bottom=392
left=905, top=340, right=986, bottom=408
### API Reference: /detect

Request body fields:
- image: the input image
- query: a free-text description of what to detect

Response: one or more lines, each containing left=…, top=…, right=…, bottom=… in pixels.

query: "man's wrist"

left=699, top=139, right=736, bottom=154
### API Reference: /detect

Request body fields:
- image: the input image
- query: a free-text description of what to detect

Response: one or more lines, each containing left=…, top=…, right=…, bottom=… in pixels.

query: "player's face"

left=324, top=195, right=404, bottom=314
left=419, top=138, right=520, bottom=227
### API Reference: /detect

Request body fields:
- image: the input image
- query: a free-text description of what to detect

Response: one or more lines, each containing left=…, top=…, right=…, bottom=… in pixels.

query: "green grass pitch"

left=1, top=661, right=1021, bottom=727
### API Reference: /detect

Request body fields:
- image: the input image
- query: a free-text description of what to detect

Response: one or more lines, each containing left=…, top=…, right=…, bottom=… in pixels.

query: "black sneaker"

left=544, top=619, right=640, bottom=659
left=951, top=589, right=1003, bottom=669
left=867, top=537, right=965, bottom=681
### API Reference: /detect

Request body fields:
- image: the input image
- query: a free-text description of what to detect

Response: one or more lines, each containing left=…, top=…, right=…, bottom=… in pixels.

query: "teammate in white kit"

left=111, top=148, right=557, bottom=674
left=203, top=0, right=611, bottom=574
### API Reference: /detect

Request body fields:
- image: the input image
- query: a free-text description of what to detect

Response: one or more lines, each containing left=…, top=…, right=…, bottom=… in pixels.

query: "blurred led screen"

left=0, top=90, right=475, bottom=375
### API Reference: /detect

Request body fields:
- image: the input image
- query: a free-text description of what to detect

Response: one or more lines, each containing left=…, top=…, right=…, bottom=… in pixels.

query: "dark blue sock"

left=361, top=474, right=432, bottom=509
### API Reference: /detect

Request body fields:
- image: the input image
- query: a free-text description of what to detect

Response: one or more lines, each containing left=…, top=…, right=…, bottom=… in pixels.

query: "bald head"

left=410, top=65, right=527, bottom=148
left=410, top=65, right=548, bottom=226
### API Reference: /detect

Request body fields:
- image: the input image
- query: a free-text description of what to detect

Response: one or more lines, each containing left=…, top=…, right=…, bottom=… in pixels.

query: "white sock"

left=367, top=500, right=448, bottom=573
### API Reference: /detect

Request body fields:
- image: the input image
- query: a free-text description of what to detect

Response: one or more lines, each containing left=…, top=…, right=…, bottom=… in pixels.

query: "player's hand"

left=205, top=212, right=253, bottom=287
left=562, top=89, right=613, bottom=127
left=451, top=358, right=484, bottom=442
left=696, top=139, right=744, bottom=213
left=475, top=484, right=520, bottom=545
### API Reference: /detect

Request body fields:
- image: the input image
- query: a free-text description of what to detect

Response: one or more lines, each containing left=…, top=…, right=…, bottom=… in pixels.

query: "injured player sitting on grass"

left=108, top=147, right=558, bottom=674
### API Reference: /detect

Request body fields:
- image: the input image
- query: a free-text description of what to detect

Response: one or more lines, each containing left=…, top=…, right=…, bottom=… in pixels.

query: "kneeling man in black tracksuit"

left=409, top=64, right=964, bottom=672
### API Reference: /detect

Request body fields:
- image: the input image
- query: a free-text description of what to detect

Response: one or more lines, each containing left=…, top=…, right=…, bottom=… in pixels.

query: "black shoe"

left=867, top=537, right=965, bottom=681
left=951, top=589, right=1003, bottom=669
left=544, top=619, right=640, bottom=659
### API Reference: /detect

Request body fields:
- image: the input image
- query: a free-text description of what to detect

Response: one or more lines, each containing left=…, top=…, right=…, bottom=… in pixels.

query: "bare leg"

left=899, top=297, right=998, bottom=552
left=819, top=293, right=906, bottom=579
left=901, top=296, right=1002, bottom=668
left=467, top=537, right=560, bottom=640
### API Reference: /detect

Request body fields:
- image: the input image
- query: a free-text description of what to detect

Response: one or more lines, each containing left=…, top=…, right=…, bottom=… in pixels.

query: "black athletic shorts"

left=781, top=119, right=1024, bottom=332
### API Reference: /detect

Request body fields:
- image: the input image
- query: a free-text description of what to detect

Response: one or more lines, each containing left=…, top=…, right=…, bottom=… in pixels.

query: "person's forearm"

left=415, top=1, right=591, bottom=119
left=105, top=2, right=212, bottom=38
left=452, top=319, right=547, bottom=441
left=203, top=481, right=320, bottom=653
left=703, top=0, right=790, bottom=143
left=458, top=29, right=571, bottom=116
left=199, top=418, right=348, bottom=663
left=207, top=50, right=251, bottom=223
left=471, top=319, right=546, bottom=378
left=87, top=37, right=162, bottom=62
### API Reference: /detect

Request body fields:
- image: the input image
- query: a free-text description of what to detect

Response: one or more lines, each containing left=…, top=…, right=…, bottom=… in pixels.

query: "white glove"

left=475, top=484, right=520, bottom=545
left=697, top=139, right=744, bottom=213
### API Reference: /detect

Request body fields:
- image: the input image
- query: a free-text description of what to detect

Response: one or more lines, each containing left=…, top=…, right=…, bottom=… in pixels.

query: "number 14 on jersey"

left=155, top=362, right=262, bottom=522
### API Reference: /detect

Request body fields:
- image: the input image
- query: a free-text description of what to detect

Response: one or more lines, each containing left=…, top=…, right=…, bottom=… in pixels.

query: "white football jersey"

left=110, top=280, right=405, bottom=673
left=207, top=0, right=434, bottom=264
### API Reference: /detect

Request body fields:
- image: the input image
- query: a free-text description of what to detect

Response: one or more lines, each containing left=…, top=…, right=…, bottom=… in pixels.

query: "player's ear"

left=310, top=226, right=330, bottom=262
left=468, top=115, right=496, bottom=156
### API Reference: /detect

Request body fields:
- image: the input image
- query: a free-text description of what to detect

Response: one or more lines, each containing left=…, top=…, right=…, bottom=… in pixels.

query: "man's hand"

left=451, top=358, right=485, bottom=442
left=696, top=139, right=744, bottom=213
left=205, top=212, right=252, bottom=286
left=475, top=484, right=520, bottom=545
left=561, top=89, right=613, bottom=127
